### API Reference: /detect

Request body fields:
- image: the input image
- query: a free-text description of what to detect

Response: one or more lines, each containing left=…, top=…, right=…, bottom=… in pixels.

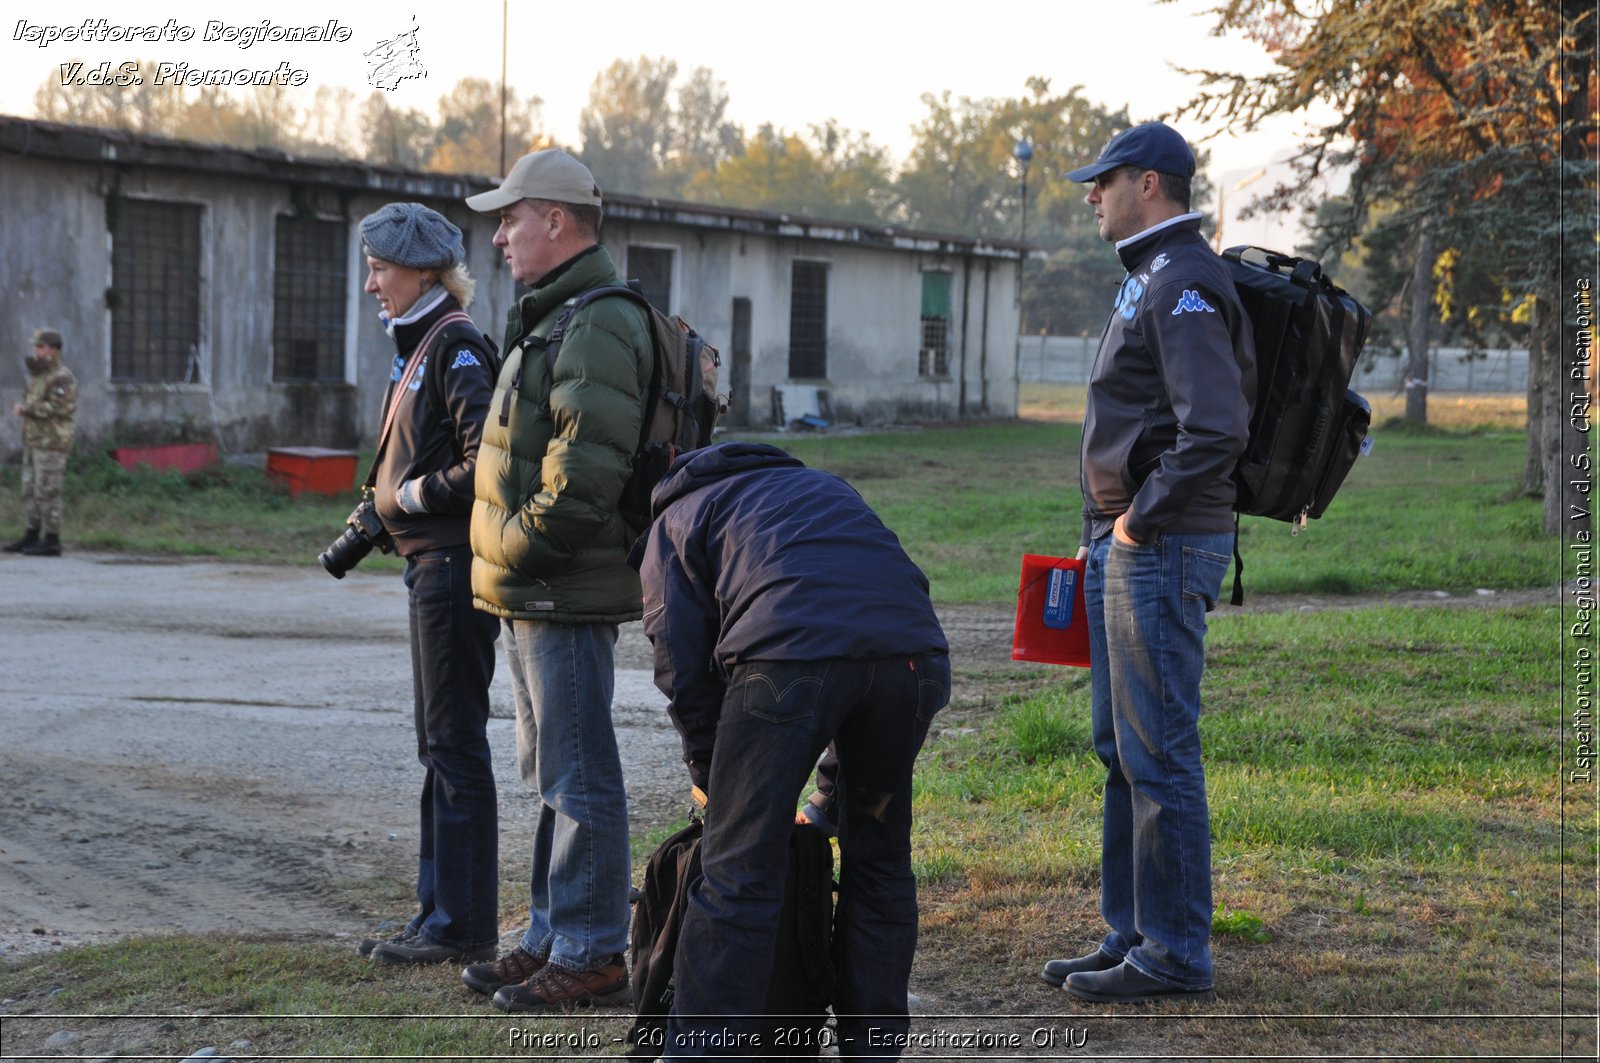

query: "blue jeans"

left=665, top=653, right=951, bottom=1061
left=501, top=619, right=632, bottom=969
left=404, top=545, right=501, bottom=951
left=1084, top=531, right=1231, bottom=990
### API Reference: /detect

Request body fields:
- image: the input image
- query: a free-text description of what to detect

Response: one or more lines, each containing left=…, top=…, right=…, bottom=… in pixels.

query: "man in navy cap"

left=1040, top=123, right=1255, bottom=1003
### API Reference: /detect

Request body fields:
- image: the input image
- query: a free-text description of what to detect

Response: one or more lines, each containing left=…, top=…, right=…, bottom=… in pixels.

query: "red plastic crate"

left=267, top=447, right=358, bottom=497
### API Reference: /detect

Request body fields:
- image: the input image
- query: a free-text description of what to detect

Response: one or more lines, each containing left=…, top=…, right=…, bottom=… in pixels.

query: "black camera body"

left=319, top=498, right=396, bottom=579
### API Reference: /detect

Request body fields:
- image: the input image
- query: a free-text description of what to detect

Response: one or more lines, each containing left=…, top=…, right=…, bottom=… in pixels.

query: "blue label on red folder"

left=1043, top=568, right=1076, bottom=630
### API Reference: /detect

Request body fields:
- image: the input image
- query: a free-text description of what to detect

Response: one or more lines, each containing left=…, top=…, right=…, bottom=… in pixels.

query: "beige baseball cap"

left=466, top=149, right=603, bottom=213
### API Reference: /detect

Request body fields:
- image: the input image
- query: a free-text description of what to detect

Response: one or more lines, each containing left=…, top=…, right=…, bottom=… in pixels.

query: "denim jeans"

left=404, top=544, right=501, bottom=951
left=665, top=653, right=951, bottom=1061
left=1083, top=530, right=1231, bottom=990
left=501, top=618, right=632, bottom=969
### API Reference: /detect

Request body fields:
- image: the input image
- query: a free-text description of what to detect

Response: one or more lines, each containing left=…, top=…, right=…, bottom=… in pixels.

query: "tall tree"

left=1171, top=0, right=1595, bottom=532
left=578, top=56, right=678, bottom=195
left=685, top=122, right=894, bottom=224
left=360, top=92, right=436, bottom=170
left=429, top=78, right=544, bottom=177
left=665, top=66, right=743, bottom=196
left=896, top=78, right=1135, bottom=336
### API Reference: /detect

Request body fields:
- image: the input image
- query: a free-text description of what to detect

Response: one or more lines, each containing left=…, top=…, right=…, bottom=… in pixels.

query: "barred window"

left=788, top=260, right=829, bottom=380
left=919, top=271, right=952, bottom=378
left=626, top=245, right=675, bottom=314
left=110, top=199, right=203, bottom=382
left=273, top=216, right=349, bottom=381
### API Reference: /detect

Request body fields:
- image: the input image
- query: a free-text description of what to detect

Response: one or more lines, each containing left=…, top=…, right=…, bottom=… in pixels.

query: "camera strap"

left=363, top=310, right=473, bottom=490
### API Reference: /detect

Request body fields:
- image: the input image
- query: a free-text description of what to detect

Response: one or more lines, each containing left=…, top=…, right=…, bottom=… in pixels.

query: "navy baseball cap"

left=1065, top=122, right=1196, bottom=182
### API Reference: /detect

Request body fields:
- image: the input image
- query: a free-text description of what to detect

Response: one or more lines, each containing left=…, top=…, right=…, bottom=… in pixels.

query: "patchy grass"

left=758, top=413, right=1551, bottom=602
left=905, top=603, right=1574, bottom=1059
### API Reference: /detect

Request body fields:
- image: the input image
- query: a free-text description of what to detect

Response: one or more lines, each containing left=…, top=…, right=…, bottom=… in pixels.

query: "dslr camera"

left=319, top=497, right=396, bottom=579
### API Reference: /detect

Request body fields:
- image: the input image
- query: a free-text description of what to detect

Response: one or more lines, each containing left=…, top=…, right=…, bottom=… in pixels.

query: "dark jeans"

left=665, top=653, right=951, bottom=1062
left=1084, top=531, right=1231, bottom=989
left=404, top=544, right=501, bottom=951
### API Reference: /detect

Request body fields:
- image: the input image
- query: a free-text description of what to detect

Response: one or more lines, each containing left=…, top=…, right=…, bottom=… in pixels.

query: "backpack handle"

left=1223, top=245, right=1323, bottom=289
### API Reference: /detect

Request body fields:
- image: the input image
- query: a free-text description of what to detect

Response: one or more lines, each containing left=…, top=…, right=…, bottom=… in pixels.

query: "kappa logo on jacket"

left=1171, top=289, right=1216, bottom=315
left=449, top=349, right=481, bottom=370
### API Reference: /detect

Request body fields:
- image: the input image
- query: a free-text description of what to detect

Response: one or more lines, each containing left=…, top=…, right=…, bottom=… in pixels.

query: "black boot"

left=23, top=533, right=61, bottom=557
left=3, top=528, right=39, bottom=553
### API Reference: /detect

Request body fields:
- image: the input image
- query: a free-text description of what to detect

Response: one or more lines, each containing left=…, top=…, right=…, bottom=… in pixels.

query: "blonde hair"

left=437, top=262, right=476, bottom=309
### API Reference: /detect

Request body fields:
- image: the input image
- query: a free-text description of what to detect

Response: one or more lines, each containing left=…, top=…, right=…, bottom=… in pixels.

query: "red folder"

left=1011, top=554, right=1091, bottom=668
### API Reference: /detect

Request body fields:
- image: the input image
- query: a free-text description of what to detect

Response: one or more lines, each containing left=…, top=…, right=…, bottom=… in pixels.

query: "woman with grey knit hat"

left=350, top=202, right=504, bottom=968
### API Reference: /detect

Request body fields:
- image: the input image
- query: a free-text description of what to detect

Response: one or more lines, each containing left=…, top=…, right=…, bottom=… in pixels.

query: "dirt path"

left=0, top=553, right=1556, bottom=962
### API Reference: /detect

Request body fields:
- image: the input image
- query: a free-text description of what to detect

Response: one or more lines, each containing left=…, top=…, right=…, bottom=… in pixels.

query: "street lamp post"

left=1010, top=139, right=1034, bottom=415
left=1013, top=139, right=1034, bottom=247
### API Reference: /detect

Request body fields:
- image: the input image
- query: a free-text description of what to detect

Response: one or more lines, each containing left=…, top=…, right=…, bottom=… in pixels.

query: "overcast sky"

left=3, top=0, right=1325, bottom=245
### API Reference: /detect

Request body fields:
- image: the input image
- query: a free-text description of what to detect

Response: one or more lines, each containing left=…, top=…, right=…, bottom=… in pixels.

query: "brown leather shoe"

left=462, top=946, right=546, bottom=995
left=491, top=955, right=629, bottom=1012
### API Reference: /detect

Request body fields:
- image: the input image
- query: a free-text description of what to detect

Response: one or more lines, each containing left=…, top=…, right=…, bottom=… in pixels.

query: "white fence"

left=1019, top=336, right=1529, bottom=393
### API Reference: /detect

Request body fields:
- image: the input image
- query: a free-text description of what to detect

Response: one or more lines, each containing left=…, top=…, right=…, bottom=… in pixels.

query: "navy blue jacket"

left=635, top=442, right=948, bottom=774
left=1080, top=214, right=1256, bottom=544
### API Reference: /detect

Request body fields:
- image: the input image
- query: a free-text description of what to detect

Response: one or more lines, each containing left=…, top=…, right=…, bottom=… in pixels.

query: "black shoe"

left=370, top=937, right=496, bottom=966
left=357, top=926, right=417, bottom=958
left=1064, top=961, right=1213, bottom=1004
left=1041, top=949, right=1120, bottom=987
left=23, top=533, right=61, bottom=557
left=3, top=529, right=39, bottom=553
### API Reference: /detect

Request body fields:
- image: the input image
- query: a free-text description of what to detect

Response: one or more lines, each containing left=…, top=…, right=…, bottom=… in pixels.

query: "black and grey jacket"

left=372, top=288, right=496, bottom=556
left=1079, top=213, right=1257, bottom=545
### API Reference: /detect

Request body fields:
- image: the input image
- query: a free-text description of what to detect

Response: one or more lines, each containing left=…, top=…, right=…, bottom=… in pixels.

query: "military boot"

left=23, top=533, right=61, bottom=557
left=3, top=528, right=39, bottom=552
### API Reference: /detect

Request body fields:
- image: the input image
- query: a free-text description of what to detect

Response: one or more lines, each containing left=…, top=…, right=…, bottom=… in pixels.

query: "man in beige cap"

left=460, top=150, right=653, bottom=1012
left=7, top=329, right=78, bottom=557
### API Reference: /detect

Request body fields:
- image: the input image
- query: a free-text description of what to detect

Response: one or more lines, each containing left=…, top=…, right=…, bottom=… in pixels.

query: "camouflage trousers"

left=21, top=446, right=68, bottom=535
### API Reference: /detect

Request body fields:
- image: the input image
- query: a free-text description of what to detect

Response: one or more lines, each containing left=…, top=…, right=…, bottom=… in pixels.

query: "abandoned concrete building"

left=0, top=115, right=1026, bottom=459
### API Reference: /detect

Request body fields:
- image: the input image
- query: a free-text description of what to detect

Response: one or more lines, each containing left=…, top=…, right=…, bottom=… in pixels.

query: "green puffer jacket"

left=470, top=245, right=653, bottom=622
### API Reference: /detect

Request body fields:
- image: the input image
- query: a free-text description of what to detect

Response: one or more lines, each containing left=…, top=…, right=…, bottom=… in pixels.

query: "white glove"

left=396, top=477, right=430, bottom=514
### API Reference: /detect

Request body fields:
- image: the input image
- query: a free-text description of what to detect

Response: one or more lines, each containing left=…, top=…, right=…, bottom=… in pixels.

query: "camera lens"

left=319, top=525, right=374, bottom=580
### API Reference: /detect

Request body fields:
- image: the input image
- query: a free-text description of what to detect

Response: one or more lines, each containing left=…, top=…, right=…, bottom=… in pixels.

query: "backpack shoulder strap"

left=499, top=285, right=657, bottom=430
left=542, top=285, right=653, bottom=373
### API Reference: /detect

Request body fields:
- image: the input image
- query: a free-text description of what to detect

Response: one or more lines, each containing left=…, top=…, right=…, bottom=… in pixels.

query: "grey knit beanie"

left=359, top=202, right=463, bottom=269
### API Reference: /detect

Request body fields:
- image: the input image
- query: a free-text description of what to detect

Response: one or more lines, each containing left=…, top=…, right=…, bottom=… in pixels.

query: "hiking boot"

left=369, top=936, right=496, bottom=967
left=23, top=533, right=61, bottom=557
left=490, top=955, right=629, bottom=1012
left=462, top=946, right=546, bottom=995
left=3, top=529, right=39, bottom=553
left=357, top=925, right=417, bottom=959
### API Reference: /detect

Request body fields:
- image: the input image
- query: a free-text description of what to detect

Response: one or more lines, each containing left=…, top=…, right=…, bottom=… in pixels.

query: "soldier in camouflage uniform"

left=6, top=328, right=77, bottom=557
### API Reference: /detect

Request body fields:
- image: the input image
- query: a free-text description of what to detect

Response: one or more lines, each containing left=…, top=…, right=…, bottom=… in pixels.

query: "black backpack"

left=1223, top=245, right=1373, bottom=605
left=626, top=817, right=836, bottom=1061
left=539, top=284, right=725, bottom=531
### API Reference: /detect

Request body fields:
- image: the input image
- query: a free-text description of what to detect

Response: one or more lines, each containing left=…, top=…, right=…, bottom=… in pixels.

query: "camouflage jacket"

left=21, top=361, right=78, bottom=451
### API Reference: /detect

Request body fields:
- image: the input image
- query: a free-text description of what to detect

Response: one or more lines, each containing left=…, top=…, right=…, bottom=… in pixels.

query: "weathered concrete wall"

left=603, top=217, right=1021, bottom=428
